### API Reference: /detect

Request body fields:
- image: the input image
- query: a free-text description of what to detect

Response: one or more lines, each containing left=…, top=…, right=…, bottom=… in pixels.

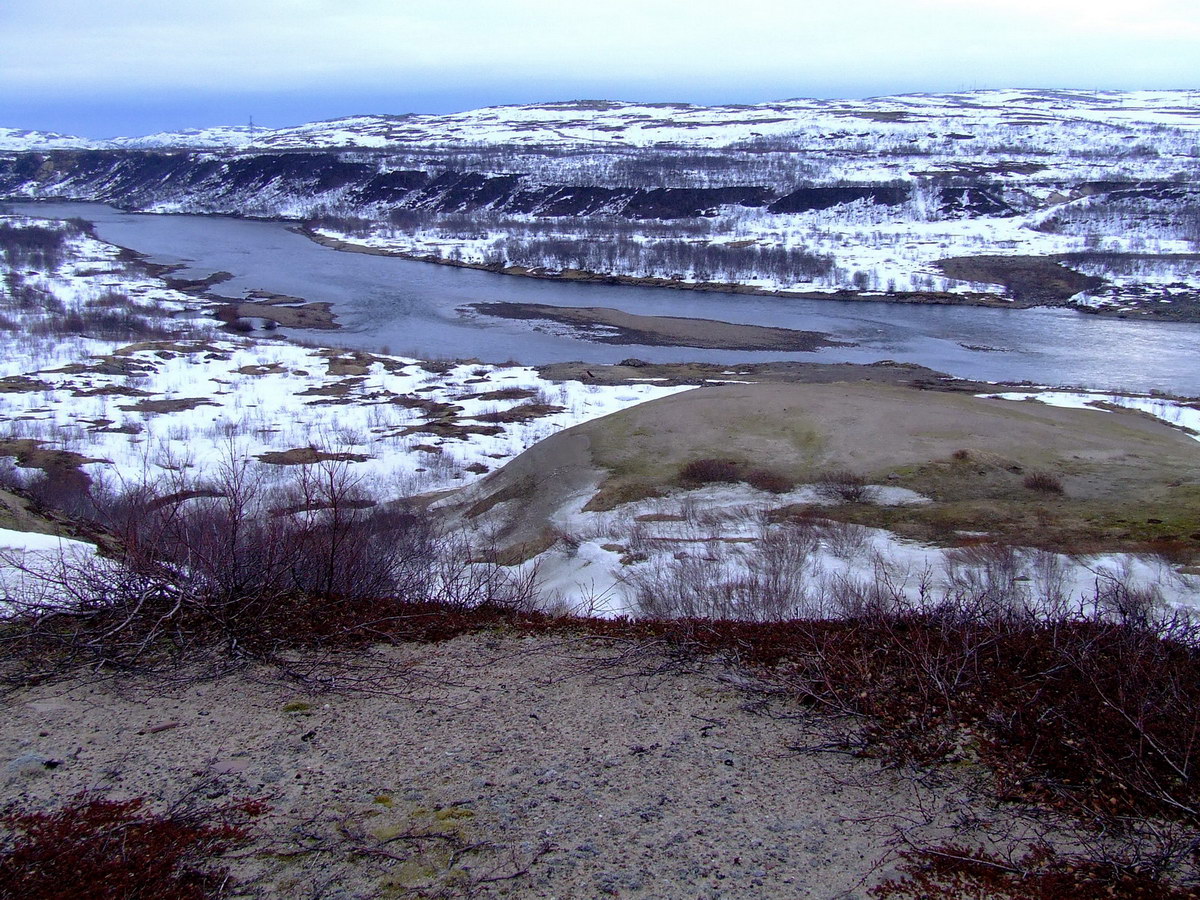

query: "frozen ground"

left=456, top=480, right=1200, bottom=619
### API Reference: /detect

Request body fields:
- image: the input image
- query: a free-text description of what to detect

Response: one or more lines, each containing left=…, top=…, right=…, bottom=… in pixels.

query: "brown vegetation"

left=0, top=794, right=264, bottom=900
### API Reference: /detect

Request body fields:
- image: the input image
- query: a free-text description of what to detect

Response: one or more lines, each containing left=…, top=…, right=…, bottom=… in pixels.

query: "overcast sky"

left=2, top=0, right=1197, bottom=137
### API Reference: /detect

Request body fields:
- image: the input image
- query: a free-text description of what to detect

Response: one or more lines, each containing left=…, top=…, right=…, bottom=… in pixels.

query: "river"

left=14, top=201, right=1200, bottom=394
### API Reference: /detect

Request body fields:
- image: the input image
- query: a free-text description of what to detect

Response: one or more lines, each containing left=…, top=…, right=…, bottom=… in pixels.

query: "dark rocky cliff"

left=0, top=150, right=883, bottom=221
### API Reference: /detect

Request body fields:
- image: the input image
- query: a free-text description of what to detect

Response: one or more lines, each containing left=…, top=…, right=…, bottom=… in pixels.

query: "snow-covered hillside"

left=4, top=90, right=1199, bottom=153
left=3, top=89, right=1198, bottom=317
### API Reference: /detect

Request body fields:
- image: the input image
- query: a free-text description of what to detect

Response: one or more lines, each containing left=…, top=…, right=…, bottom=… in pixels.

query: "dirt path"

left=0, top=634, right=999, bottom=899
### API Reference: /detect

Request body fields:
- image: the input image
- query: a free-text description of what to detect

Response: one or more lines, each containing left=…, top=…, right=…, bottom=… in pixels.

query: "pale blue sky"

left=2, top=0, right=1197, bottom=137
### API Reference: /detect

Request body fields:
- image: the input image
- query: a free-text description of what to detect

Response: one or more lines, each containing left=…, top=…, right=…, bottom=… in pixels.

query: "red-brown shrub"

left=0, top=794, right=264, bottom=900
left=874, top=843, right=1200, bottom=900
left=745, top=468, right=795, bottom=493
left=816, top=469, right=871, bottom=502
left=678, top=458, right=740, bottom=484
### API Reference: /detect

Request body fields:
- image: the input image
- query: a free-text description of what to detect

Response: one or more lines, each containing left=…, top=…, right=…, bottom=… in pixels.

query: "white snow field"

left=453, top=479, right=1200, bottom=619
left=5, top=90, right=1198, bottom=155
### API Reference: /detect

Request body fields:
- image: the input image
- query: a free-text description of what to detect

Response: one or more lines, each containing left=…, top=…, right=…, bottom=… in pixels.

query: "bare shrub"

left=739, top=521, right=822, bottom=619
left=0, top=222, right=78, bottom=270
left=678, top=458, right=740, bottom=485
left=628, top=553, right=734, bottom=619
left=943, top=543, right=1030, bottom=619
left=1023, top=471, right=1065, bottom=495
left=816, top=470, right=872, bottom=503
left=0, top=449, right=535, bottom=671
left=820, top=519, right=871, bottom=559
left=745, top=468, right=795, bottom=494
left=1093, top=572, right=1164, bottom=629
left=874, top=842, right=1200, bottom=899
left=28, top=308, right=177, bottom=341
left=21, top=468, right=100, bottom=521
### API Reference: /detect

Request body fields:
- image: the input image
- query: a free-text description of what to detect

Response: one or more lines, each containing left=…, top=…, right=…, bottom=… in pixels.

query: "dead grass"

left=256, top=448, right=370, bottom=465
left=582, top=478, right=664, bottom=513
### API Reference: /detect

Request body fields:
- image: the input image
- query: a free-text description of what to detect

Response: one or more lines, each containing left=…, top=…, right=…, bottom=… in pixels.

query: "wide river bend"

left=15, top=202, right=1200, bottom=395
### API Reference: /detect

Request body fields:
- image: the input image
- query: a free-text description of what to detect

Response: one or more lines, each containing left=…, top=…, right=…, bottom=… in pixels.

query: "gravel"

left=0, top=633, right=1005, bottom=898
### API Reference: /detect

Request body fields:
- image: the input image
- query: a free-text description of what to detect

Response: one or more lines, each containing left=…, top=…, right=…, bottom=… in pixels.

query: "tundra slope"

left=3, top=90, right=1199, bottom=314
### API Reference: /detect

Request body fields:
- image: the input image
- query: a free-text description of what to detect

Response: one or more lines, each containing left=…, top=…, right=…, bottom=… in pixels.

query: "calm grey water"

left=15, top=201, right=1200, bottom=394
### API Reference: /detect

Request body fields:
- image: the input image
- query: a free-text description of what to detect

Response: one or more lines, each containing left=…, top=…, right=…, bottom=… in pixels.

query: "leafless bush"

left=1023, top=471, right=1065, bottom=495
left=816, top=470, right=873, bottom=503
left=0, top=222, right=81, bottom=270
left=1092, top=569, right=1164, bottom=629
left=826, top=569, right=911, bottom=619
left=628, top=553, right=733, bottom=620
left=943, top=543, right=1032, bottom=619
left=0, top=451, right=544, bottom=674
left=28, top=308, right=177, bottom=341
left=820, top=519, right=872, bottom=559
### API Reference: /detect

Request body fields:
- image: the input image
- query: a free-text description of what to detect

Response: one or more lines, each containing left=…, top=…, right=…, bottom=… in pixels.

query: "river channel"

left=14, top=201, right=1200, bottom=395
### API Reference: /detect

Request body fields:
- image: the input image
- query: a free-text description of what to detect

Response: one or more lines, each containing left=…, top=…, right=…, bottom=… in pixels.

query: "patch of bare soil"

left=236, top=363, right=288, bottom=376
left=217, top=300, right=339, bottom=330
left=0, top=438, right=105, bottom=476
left=472, top=402, right=564, bottom=424
left=298, top=378, right=363, bottom=398
left=399, top=421, right=504, bottom=440
left=161, top=270, right=234, bottom=292
left=117, top=397, right=220, bottom=414
left=315, top=348, right=411, bottom=377
left=936, top=255, right=1104, bottom=303
left=112, top=340, right=229, bottom=357
left=470, top=302, right=850, bottom=352
left=0, top=634, right=1006, bottom=898
left=462, top=387, right=540, bottom=402
left=0, top=488, right=61, bottom=536
left=0, top=376, right=53, bottom=394
left=256, top=447, right=370, bottom=465
left=536, top=359, right=987, bottom=391
left=69, top=384, right=151, bottom=398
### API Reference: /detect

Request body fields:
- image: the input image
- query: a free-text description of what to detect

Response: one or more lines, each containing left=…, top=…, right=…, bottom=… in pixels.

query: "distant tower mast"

left=248, top=115, right=256, bottom=140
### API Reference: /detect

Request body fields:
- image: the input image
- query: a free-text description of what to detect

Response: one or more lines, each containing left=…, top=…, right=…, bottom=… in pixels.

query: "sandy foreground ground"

left=0, top=633, right=1005, bottom=899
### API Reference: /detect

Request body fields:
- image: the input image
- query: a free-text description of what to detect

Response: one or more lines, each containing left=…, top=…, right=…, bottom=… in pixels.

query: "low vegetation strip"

left=0, top=795, right=264, bottom=900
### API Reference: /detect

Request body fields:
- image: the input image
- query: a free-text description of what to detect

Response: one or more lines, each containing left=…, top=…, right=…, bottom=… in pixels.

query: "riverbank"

left=302, top=226, right=1200, bottom=323
left=301, top=226, right=1031, bottom=309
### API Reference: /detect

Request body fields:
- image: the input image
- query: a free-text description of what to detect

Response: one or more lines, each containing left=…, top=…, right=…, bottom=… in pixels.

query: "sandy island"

left=470, top=301, right=852, bottom=352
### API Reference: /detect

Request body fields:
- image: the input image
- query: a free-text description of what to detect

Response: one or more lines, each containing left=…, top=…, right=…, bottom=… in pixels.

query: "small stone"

left=6, top=753, right=59, bottom=780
